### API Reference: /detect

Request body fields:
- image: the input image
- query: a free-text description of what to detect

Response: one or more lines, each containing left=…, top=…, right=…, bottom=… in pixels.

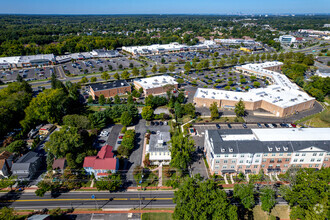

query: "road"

left=0, top=190, right=287, bottom=210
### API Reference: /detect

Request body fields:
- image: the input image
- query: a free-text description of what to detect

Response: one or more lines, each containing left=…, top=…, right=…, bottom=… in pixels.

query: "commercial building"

left=315, top=69, right=330, bottom=78
left=204, top=128, right=330, bottom=175
left=214, top=38, right=256, bottom=45
left=91, top=49, right=119, bottom=58
left=88, top=80, right=131, bottom=99
left=146, top=131, right=171, bottom=165
left=279, top=35, right=297, bottom=44
left=0, top=54, right=55, bottom=69
left=133, top=75, right=178, bottom=96
left=83, top=145, right=119, bottom=179
left=194, top=62, right=315, bottom=117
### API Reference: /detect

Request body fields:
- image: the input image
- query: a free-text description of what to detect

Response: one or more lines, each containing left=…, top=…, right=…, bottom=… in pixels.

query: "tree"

left=127, top=95, right=134, bottom=104
left=239, top=56, right=245, bottom=65
left=101, top=72, right=110, bottom=80
left=129, top=63, right=134, bottom=68
left=108, top=64, right=113, bottom=70
left=62, top=114, right=91, bottom=129
left=141, top=68, right=147, bottom=77
left=177, top=92, right=185, bottom=103
left=131, top=67, right=139, bottom=76
left=7, top=140, right=28, bottom=154
left=0, top=207, right=17, bottom=220
left=88, top=96, right=94, bottom=104
left=234, top=99, right=245, bottom=117
left=121, top=70, right=130, bottom=79
left=113, top=72, right=120, bottom=80
left=99, top=94, right=106, bottom=106
left=184, top=103, right=196, bottom=118
left=90, top=76, right=97, bottom=82
left=99, top=66, right=103, bottom=72
left=161, top=57, right=166, bottom=64
left=169, top=63, right=175, bottom=72
left=173, top=176, right=238, bottom=220
left=120, top=111, right=132, bottom=127
left=118, top=64, right=123, bottom=69
left=114, top=95, right=121, bottom=104
left=219, top=58, right=226, bottom=68
left=151, top=65, right=157, bottom=73
left=253, top=81, right=261, bottom=88
left=234, top=183, right=255, bottom=210
left=174, top=101, right=183, bottom=118
left=184, top=62, right=192, bottom=73
left=209, top=102, right=219, bottom=120
left=95, top=173, right=122, bottom=192
left=159, top=65, right=167, bottom=73
left=0, top=176, right=16, bottom=190
left=170, top=134, right=195, bottom=175
left=240, top=78, right=246, bottom=84
left=80, top=76, right=88, bottom=83
left=250, top=75, right=257, bottom=81
left=141, top=106, right=154, bottom=121
left=261, top=53, right=266, bottom=62
left=260, top=187, right=276, bottom=214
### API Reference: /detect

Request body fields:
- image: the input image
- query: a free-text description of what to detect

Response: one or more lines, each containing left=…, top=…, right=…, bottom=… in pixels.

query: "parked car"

left=288, top=124, right=293, bottom=128
left=291, top=123, right=296, bottom=128
left=154, top=122, right=159, bottom=126
left=216, top=124, right=221, bottom=129
left=268, top=124, right=274, bottom=128
left=118, top=136, right=123, bottom=139
left=242, top=123, right=247, bottom=129
left=264, top=123, right=269, bottom=128
left=98, top=140, right=106, bottom=144
left=117, top=141, right=122, bottom=144
left=150, top=121, right=155, bottom=126
left=159, top=121, right=163, bottom=126
left=272, top=123, right=278, bottom=128
left=257, top=123, right=262, bottom=128
left=227, top=124, right=232, bottom=129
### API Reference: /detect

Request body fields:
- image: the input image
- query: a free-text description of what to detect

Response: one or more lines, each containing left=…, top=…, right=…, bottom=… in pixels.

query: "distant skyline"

left=1, top=0, right=330, bottom=15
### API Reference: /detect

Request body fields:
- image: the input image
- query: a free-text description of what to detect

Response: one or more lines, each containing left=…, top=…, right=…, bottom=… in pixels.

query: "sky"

left=0, top=0, right=329, bottom=14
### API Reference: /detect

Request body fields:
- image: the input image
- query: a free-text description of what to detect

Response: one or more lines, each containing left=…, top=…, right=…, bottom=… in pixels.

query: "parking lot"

left=1, top=67, right=54, bottom=82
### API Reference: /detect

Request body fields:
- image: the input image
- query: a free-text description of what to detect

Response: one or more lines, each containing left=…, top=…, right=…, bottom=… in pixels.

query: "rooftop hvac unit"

left=275, top=147, right=280, bottom=151
left=221, top=148, right=226, bottom=153
left=121, top=83, right=124, bottom=86
left=283, top=147, right=288, bottom=151
left=229, top=148, right=233, bottom=152
left=268, top=147, right=273, bottom=152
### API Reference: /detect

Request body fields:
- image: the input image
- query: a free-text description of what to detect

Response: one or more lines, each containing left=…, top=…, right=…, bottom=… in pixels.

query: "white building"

left=134, top=75, right=178, bottom=96
left=279, top=35, right=297, bottom=44
left=146, top=131, right=171, bottom=165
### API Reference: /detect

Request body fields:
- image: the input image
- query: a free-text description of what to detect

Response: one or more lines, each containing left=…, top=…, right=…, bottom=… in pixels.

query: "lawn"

left=295, top=103, right=330, bottom=128
left=253, top=205, right=290, bottom=220
left=142, top=212, right=173, bottom=220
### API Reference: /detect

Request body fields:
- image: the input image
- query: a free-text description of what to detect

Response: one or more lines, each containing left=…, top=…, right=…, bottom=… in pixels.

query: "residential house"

left=83, top=145, right=118, bottom=179
left=52, top=158, right=67, bottom=173
left=11, top=152, right=42, bottom=180
left=39, top=124, right=55, bottom=136
left=146, top=131, right=171, bottom=165
left=0, top=151, right=13, bottom=178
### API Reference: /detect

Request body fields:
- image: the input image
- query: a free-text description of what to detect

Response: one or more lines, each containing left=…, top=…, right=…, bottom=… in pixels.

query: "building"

left=279, top=35, right=296, bottom=44
left=0, top=54, right=55, bottom=69
left=83, top=145, right=119, bottom=179
left=214, top=38, right=256, bottom=45
left=91, top=49, right=119, bottom=58
left=39, top=124, right=55, bottom=136
left=0, top=151, right=13, bottom=178
left=146, top=131, right=171, bottom=165
left=133, top=75, right=178, bottom=96
left=194, top=62, right=315, bottom=117
left=315, top=69, right=330, bottom=78
left=11, top=152, right=42, bottom=180
left=52, top=158, right=67, bottom=173
left=204, top=128, right=330, bottom=175
left=88, top=80, right=131, bottom=99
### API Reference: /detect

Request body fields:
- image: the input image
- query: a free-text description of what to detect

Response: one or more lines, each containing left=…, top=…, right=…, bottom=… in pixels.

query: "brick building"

left=89, top=80, right=131, bottom=100
left=133, top=75, right=178, bottom=96
left=194, top=62, right=315, bottom=117
left=204, top=128, right=330, bottom=176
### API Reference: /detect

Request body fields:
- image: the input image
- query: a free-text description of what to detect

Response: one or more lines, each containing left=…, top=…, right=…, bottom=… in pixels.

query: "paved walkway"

left=224, top=174, right=229, bottom=184
left=151, top=165, right=163, bottom=187
left=275, top=173, right=280, bottom=181
left=230, top=174, right=235, bottom=184
left=246, top=174, right=250, bottom=182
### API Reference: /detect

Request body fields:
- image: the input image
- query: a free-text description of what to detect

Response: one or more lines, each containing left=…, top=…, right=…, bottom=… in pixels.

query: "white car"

left=268, top=124, right=274, bottom=128
left=288, top=124, right=293, bottom=128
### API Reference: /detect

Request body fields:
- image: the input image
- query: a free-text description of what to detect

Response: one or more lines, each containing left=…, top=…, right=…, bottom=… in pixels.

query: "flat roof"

left=134, top=75, right=178, bottom=89
left=148, top=131, right=171, bottom=152
left=90, top=80, right=129, bottom=91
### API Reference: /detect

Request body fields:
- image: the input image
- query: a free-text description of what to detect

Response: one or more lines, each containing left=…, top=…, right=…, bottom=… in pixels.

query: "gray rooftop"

left=207, top=129, right=330, bottom=155
left=90, top=80, right=129, bottom=91
left=12, top=152, right=40, bottom=171
left=149, top=131, right=171, bottom=152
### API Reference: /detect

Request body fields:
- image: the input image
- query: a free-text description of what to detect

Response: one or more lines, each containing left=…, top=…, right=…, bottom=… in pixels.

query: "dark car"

left=159, top=121, right=164, bottom=126
left=155, top=122, right=159, bottom=126
left=150, top=121, right=155, bottom=126
left=242, top=123, right=247, bottom=128
left=264, top=123, right=269, bottom=128
left=272, top=123, right=278, bottom=128
left=117, top=141, right=122, bottom=144
left=216, top=124, right=221, bottom=129
left=257, top=123, right=262, bottom=128
left=227, top=124, right=232, bottom=128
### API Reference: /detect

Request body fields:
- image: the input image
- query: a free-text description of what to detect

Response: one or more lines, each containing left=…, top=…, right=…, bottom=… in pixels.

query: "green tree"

left=90, top=76, right=97, bottom=82
left=113, top=72, right=120, bottom=80
left=0, top=207, right=17, bottom=220
left=114, top=94, right=121, bottom=104
left=62, top=114, right=91, bottom=129
left=141, top=68, right=147, bottom=77
left=101, top=72, right=110, bottom=80
left=219, top=58, right=226, bottom=68
left=184, top=62, right=192, bottom=73
left=99, top=66, right=103, bottom=72
left=183, top=103, right=196, bottom=118
left=0, top=176, right=16, bottom=190
left=127, top=95, right=134, bottom=104
left=118, top=64, right=123, bottom=69
left=120, top=111, right=132, bottom=127
left=7, top=140, right=28, bottom=154
left=95, top=173, right=122, bottom=192
left=129, top=62, right=134, bottom=68
left=159, top=65, right=167, bottom=73
left=234, top=99, right=245, bottom=117
left=169, top=63, right=175, bottom=72
left=88, top=96, right=93, bottom=104
left=151, top=65, right=157, bottom=73
left=99, top=94, right=106, bottom=105
left=209, top=102, right=219, bottom=119
left=240, top=78, right=246, bottom=84
left=80, top=76, right=88, bottom=83
left=174, top=101, right=183, bottom=118
left=234, top=183, right=255, bottom=210
left=253, top=81, right=261, bottom=88
left=121, top=70, right=130, bottom=79
left=260, top=187, right=276, bottom=214
left=173, top=176, right=238, bottom=220
left=132, top=67, right=139, bottom=76
left=141, top=106, right=154, bottom=121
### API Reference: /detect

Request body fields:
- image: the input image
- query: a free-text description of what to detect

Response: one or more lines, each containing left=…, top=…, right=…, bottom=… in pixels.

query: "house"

left=39, top=124, right=55, bottom=136
left=52, top=158, right=67, bottom=173
left=83, top=145, right=119, bottom=179
left=146, top=131, right=171, bottom=165
left=0, top=151, right=13, bottom=178
left=11, top=152, right=42, bottom=180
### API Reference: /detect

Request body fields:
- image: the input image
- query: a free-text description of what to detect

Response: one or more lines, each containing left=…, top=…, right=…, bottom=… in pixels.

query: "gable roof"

left=0, top=151, right=12, bottom=160
left=12, top=152, right=40, bottom=171
left=83, top=145, right=117, bottom=170
left=97, top=145, right=114, bottom=159
left=93, top=158, right=117, bottom=170
left=52, top=158, right=67, bottom=170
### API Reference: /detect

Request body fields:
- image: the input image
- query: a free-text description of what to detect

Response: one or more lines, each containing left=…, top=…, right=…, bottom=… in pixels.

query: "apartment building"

left=133, top=75, right=178, bottom=96
left=204, top=128, right=330, bottom=175
left=194, top=62, right=315, bottom=117
left=88, top=80, right=131, bottom=99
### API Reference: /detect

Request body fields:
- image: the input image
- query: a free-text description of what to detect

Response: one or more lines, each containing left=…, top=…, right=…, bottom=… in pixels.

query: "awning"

left=221, top=169, right=236, bottom=174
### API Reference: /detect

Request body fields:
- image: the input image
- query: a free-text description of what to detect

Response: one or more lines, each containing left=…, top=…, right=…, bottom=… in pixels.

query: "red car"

left=291, top=123, right=296, bottom=128
left=118, top=136, right=123, bottom=139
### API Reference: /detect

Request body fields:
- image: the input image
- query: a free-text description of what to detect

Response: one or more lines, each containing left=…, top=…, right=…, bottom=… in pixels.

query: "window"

left=272, top=153, right=276, bottom=156
left=327, top=152, right=330, bottom=156
left=246, top=160, right=250, bottom=163
left=254, top=165, right=258, bottom=168
left=238, top=165, right=242, bottom=169
left=240, top=155, right=244, bottom=157
left=279, top=153, right=283, bottom=156
left=317, top=159, right=321, bottom=162
left=285, top=158, right=290, bottom=162
left=215, top=172, right=218, bottom=175
left=295, top=153, right=299, bottom=156
left=278, top=159, right=282, bottom=162
left=233, top=154, right=237, bottom=157
left=230, top=165, right=235, bottom=169
left=319, top=153, right=324, bottom=156
left=284, top=164, right=288, bottom=167
left=325, top=158, right=329, bottom=161
left=262, top=165, right=265, bottom=168
left=309, top=164, right=313, bottom=167
left=287, top=153, right=291, bottom=156
left=292, top=165, right=296, bottom=167
left=276, top=164, right=280, bottom=167
left=294, top=159, right=298, bottom=162
left=300, top=159, right=304, bottom=162
left=262, top=159, right=266, bottom=162
left=224, top=160, right=228, bottom=164
left=269, top=164, right=273, bottom=168
left=216, top=160, right=220, bottom=164
left=302, top=153, right=306, bottom=156
left=270, top=159, right=275, bottom=162
left=298, top=165, right=302, bottom=168
left=246, top=165, right=250, bottom=168
left=223, top=165, right=227, bottom=169
left=215, top=165, right=219, bottom=169
left=264, top=153, right=268, bottom=156
left=315, top=164, right=319, bottom=167
left=239, top=160, right=243, bottom=163
left=283, top=170, right=286, bottom=173
left=255, top=160, right=259, bottom=163
left=231, top=160, right=236, bottom=163
left=311, top=158, right=315, bottom=162
left=256, top=154, right=260, bottom=157
left=323, top=164, right=327, bottom=167
left=313, top=153, right=317, bottom=156
left=225, top=154, right=229, bottom=157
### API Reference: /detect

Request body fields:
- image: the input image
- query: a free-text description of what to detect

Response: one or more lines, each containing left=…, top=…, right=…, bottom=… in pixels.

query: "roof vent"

left=229, top=148, right=233, bottom=152
left=276, top=147, right=280, bottom=151
left=268, top=147, right=273, bottom=152
left=221, top=148, right=226, bottom=153
left=283, top=147, right=288, bottom=151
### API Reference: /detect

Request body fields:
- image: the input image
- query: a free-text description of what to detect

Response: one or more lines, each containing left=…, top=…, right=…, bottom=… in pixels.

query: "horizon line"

left=0, top=13, right=329, bottom=16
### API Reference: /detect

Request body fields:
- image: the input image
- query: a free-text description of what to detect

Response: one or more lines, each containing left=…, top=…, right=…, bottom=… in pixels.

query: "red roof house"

left=83, top=145, right=118, bottom=179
